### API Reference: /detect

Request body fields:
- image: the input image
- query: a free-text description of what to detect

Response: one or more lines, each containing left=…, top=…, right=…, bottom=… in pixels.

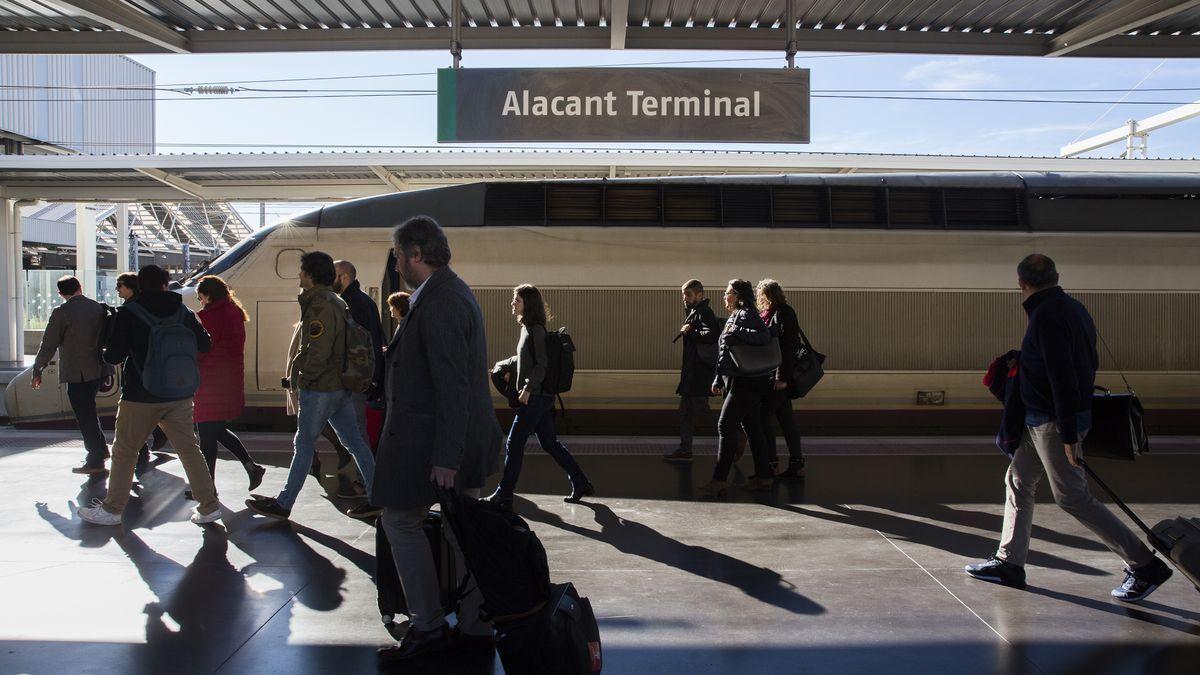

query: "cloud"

left=980, top=123, right=1091, bottom=140
left=903, top=59, right=1003, bottom=91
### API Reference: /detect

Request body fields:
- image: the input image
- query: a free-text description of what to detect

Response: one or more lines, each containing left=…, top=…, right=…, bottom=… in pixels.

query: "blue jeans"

left=497, top=393, right=586, bottom=496
left=278, top=389, right=376, bottom=509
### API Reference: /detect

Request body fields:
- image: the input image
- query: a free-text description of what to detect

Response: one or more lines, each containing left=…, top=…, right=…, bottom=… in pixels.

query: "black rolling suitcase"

left=1082, top=461, right=1200, bottom=594
left=375, top=510, right=463, bottom=639
left=438, top=490, right=603, bottom=674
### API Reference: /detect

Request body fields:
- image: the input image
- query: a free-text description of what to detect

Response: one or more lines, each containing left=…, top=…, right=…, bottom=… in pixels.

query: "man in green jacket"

left=246, top=251, right=379, bottom=521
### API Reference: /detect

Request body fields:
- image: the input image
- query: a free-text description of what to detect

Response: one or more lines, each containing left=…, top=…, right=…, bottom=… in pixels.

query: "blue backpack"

left=122, top=302, right=200, bottom=399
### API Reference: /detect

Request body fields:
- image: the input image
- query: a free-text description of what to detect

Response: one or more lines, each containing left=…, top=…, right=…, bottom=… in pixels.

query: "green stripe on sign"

left=437, top=69, right=457, bottom=143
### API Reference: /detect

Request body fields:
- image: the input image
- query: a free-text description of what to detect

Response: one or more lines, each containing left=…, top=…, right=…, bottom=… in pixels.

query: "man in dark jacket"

left=324, top=259, right=386, bottom=497
left=664, top=279, right=719, bottom=463
left=374, top=216, right=502, bottom=663
left=31, top=275, right=110, bottom=474
left=966, top=254, right=1172, bottom=603
left=76, top=265, right=221, bottom=527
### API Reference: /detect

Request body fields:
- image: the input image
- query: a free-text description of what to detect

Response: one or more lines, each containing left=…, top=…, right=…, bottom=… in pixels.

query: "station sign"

left=437, top=68, right=809, bottom=143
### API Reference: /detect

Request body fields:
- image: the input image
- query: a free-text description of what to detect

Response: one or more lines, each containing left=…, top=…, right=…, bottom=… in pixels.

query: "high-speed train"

left=7, top=172, right=1200, bottom=433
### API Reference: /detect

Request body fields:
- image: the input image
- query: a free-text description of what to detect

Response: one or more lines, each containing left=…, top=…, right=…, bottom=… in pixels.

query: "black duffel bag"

left=788, top=325, right=826, bottom=399
left=1084, top=385, right=1149, bottom=461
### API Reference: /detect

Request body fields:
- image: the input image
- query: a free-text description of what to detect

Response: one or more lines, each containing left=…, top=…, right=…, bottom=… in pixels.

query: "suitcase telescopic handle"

left=1080, top=460, right=1171, bottom=552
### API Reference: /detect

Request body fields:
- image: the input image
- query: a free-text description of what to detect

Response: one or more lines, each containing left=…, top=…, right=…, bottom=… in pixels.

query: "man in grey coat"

left=31, top=275, right=110, bottom=474
left=373, top=215, right=503, bottom=663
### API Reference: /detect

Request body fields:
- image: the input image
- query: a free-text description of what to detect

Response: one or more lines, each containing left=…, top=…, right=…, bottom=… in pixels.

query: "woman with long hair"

left=698, top=279, right=773, bottom=498
left=485, top=284, right=593, bottom=509
left=191, top=275, right=264, bottom=492
left=757, top=279, right=805, bottom=480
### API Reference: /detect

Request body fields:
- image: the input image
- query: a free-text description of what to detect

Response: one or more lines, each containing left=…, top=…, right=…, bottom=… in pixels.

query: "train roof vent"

left=485, top=183, right=545, bottom=226
left=831, top=187, right=881, bottom=227
left=945, top=188, right=1021, bottom=230
left=772, top=186, right=824, bottom=225
left=547, top=184, right=603, bottom=225
left=664, top=185, right=720, bottom=225
left=888, top=188, right=938, bottom=228
left=605, top=185, right=661, bottom=225
left=722, top=186, right=771, bottom=227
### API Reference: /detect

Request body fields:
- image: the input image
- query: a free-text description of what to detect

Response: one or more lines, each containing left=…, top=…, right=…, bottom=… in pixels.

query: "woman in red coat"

left=194, top=275, right=264, bottom=491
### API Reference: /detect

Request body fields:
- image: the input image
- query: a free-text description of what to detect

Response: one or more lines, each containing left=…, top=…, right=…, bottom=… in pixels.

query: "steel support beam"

left=4, top=24, right=1200, bottom=57
left=370, top=166, right=407, bottom=192
left=134, top=168, right=209, bottom=200
left=0, top=199, right=20, bottom=365
left=116, top=203, right=130, bottom=271
left=75, top=204, right=97, bottom=298
left=610, top=0, right=628, bottom=50
left=38, top=0, right=191, bottom=53
left=1046, top=0, right=1200, bottom=56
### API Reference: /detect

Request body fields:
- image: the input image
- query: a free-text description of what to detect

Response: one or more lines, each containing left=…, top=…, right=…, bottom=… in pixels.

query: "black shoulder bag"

left=788, top=325, right=826, bottom=399
left=1083, top=333, right=1149, bottom=461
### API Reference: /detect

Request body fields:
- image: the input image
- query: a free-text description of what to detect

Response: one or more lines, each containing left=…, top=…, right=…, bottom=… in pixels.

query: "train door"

left=255, top=300, right=299, bottom=391
left=381, top=249, right=401, bottom=337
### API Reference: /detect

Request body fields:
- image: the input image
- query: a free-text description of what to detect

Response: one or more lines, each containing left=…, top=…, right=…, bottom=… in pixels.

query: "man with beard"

left=663, top=279, right=720, bottom=463
left=373, top=216, right=503, bottom=662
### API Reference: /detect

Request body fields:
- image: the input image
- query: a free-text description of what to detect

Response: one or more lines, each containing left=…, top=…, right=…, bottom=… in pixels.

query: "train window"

left=605, top=185, right=661, bottom=225
left=831, top=187, right=881, bottom=227
left=772, top=187, right=824, bottom=226
left=485, top=183, right=545, bottom=226
left=888, top=189, right=939, bottom=228
left=663, top=186, right=720, bottom=225
left=722, top=186, right=771, bottom=227
left=945, top=189, right=1022, bottom=230
left=547, top=184, right=603, bottom=225
left=275, top=248, right=305, bottom=279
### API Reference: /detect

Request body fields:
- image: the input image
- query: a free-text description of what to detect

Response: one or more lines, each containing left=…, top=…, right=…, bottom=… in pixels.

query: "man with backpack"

left=76, top=266, right=221, bottom=526
left=245, top=251, right=380, bottom=522
left=373, top=216, right=503, bottom=663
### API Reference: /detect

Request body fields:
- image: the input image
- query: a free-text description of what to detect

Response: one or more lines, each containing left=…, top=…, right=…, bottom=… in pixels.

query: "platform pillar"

left=0, top=199, right=21, bottom=365
left=75, top=203, right=97, bottom=298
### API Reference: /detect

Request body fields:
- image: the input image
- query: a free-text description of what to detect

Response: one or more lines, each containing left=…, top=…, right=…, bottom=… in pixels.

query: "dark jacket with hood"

left=340, top=278, right=386, bottom=399
left=104, top=290, right=211, bottom=403
left=1019, top=286, right=1098, bottom=444
left=677, top=298, right=720, bottom=397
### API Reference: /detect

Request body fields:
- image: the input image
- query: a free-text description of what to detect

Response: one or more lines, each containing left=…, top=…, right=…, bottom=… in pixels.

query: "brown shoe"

left=746, top=477, right=774, bottom=492
left=72, top=464, right=107, bottom=476
left=696, top=480, right=728, bottom=499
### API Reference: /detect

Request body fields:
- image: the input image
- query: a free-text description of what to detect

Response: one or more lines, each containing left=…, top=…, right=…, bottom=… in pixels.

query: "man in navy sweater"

left=966, top=254, right=1171, bottom=602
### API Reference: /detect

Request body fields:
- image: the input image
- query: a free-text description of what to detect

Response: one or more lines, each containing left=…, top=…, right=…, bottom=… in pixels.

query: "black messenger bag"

left=1084, top=386, right=1149, bottom=461
left=788, top=325, right=826, bottom=399
left=1083, top=333, right=1149, bottom=462
left=728, top=336, right=781, bottom=378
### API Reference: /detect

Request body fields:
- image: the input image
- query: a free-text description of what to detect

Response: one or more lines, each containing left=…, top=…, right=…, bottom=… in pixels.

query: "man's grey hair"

left=1017, top=253, right=1059, bottom=288
left=334, top=259, right=357, bottom=280
left=392, top=215, right=451, bottom=268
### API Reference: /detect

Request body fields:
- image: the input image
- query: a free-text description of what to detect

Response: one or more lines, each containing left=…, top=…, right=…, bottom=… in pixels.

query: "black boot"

left=483, top=490, right=514, bottom=511
left=564, top=480, right=595, bottom=504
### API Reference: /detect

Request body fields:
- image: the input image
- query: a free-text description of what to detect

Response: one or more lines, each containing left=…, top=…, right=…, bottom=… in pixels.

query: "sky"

left=125, top=49, right=1200, bottom=225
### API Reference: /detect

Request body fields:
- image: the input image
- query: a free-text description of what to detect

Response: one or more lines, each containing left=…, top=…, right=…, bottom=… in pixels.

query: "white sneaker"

left=191, top=507, right=222, bottom=525
left=77, top=498, right=122, bottom=526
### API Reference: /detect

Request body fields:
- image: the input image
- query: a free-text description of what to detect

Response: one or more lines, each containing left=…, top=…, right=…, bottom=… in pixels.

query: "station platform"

left=1, top=428, right=1197, bottom=674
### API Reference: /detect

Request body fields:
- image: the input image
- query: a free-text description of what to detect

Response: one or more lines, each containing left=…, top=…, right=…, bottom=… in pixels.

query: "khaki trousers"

left=102, top=398, right=219, bottom=516
left=997, top=421, right=1154, bottom=568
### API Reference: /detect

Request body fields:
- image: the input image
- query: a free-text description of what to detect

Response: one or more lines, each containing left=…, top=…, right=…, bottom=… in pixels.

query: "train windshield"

left=181, top=223, right=277, bottom=286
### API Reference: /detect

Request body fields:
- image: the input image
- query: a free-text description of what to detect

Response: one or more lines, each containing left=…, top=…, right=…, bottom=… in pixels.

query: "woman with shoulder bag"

left=697, top=279, right=774, bottom=499
left=485, top=284, right=594, bottom=510
left=757, top=279, right=805, bottom=480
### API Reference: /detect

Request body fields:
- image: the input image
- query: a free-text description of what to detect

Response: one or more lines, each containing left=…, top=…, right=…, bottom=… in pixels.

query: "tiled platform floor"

left=1, top=429, right=1197, bottom=674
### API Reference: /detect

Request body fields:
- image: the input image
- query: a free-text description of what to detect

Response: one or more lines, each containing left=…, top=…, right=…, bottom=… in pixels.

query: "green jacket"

left=290, top=284, right=349, bottom=392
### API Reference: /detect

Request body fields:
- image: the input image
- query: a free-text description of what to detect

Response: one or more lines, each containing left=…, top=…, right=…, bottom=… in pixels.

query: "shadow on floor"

left=519, top=498, right=824, bottom=617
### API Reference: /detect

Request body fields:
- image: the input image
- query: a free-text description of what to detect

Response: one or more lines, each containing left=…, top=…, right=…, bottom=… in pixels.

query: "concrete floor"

left=1, top=429, right=1198, bottom=674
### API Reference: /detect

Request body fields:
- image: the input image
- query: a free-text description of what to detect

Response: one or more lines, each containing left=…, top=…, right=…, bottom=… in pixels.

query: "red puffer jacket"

left=193, top=297, right=246, bottom=423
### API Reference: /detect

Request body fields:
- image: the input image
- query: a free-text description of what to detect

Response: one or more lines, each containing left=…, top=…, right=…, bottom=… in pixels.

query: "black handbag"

left=1085, top=386, right=1149, bottom=461
left=728, top=336, right=781, bottom=377
left=1082, top=333, right=1149, bottom=461
left=788, top=325, right=826, bottom=399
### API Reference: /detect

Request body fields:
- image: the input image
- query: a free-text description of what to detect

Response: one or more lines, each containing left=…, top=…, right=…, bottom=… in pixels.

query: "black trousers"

left=762, top=388, right=804, bottom=467
left=197, top=420, right=255, bottom=476
left=712, top=376, right=771, bottom=481
left=65, top=378, right=107, bottom=467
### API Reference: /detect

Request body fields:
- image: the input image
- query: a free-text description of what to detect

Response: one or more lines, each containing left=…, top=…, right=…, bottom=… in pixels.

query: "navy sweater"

left=1018, top=286, right=1098, bottom=444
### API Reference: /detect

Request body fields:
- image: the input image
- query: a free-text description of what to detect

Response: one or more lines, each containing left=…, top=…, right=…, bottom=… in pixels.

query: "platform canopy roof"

left=2, top=1, right=1200, bottom=57
left=2, top=148, right=1200, bottom=202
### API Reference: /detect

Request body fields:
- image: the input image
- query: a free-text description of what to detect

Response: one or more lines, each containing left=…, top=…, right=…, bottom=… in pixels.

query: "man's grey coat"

left=33, top=295, right=108, bottom=383
left=372, top=266, right=503, bottom=509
